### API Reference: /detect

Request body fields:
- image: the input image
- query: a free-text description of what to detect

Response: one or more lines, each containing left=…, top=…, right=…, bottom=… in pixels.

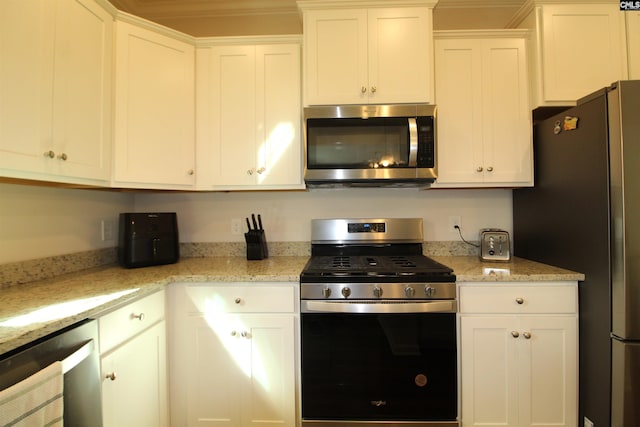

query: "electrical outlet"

left=231, top=218, right=243, bottom=235
left=449, top=216, right=461, bottom=231
left=101, top=220, right=114, bottom=241
left=584, top=417, right=594, bottom=427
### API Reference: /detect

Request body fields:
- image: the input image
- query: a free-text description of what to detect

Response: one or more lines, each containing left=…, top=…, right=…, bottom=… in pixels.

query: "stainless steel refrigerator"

left=513, top=80, right=640, bottom=427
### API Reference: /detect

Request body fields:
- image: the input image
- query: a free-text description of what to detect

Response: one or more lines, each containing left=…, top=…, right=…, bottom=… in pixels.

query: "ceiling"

left=107, top=0, right=529, bottom=36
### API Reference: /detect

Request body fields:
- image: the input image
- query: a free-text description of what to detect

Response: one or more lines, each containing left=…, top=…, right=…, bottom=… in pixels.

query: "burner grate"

left=389, top=256, right=417, bottom=268
left=331, top=257, right=351, bottom=269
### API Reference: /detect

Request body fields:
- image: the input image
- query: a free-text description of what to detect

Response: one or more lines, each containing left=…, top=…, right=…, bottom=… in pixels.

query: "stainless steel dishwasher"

left=0, top=318, right=103, bottom=426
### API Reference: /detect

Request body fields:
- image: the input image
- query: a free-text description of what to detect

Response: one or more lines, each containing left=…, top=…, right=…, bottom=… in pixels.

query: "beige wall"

left=0, top=183, right=512, bottom=264
left=133, top=188, right=512, bottom=245
left=0, top=183, right=134, bottom=264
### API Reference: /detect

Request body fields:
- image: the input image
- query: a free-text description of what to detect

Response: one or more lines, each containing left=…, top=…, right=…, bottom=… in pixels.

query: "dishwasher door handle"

left=61, top=340, right=94, bottom=374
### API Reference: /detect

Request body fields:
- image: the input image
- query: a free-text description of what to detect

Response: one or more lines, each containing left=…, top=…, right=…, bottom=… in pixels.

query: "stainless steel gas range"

left=300, top=218, right=459, bottom=427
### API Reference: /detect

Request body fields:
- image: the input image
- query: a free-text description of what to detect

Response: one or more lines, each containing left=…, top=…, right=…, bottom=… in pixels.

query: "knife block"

left=245, top=229, right=269, bottom=260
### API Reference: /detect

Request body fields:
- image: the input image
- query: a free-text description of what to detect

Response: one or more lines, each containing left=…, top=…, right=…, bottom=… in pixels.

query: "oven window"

left=301, top=312, right=457, bottom=421
left=306, top=118, right=409, bottom=169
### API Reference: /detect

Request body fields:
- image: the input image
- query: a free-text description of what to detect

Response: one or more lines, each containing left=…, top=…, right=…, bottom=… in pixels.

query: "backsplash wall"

left=1, top=183, right=512, bottom=264
left=134, top=188, right=512, bottom=244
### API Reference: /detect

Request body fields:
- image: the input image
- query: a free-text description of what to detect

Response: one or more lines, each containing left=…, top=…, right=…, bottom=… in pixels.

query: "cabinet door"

left=184, top=314, right=242, bottom=426
left=182, top=314, right=296, bottom=427
left=434, top=39, right=484, bottom=184
left=368, top=7, right=433, bottom=104
left=627, top=11, right=640, bottom=79
left=540, top=4, right=627, bottom=102
left=241, top=315, right=296, bottom=427
left=255, top=44, right=302, bottom=187
left=52, top=0, right=113, bottom=182
left=435, top=38, right=533, bottom=187
left=113, top=21, right=195, bottom=188
left=209, top=45, right=257, bottom=186
left=480, top=38, right=531, bottom=185
left=460, top=316, right=519, bottom=427
left=0, top=0, right=55, bottom=177
left=0, top=0, right=112, bottom=184
left=518, top=316, right=577, bottom=427
left=435, top=37, right=531, bottom=187
left=303, top=9, right=368, bottom=105
left=101, top=321, right=169, bottom=427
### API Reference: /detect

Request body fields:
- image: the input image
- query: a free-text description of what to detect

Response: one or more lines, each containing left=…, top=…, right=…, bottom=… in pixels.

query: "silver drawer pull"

left=515, top=297, right=524, bottom=305
left=523, top=332, right=532, bottom=339
left=106, top=372, right=117, bottom=381
left=235, top=298, right=242, bottom=304
left=131, top=312, right=145, bottom=321
left=511, top=331, right=520, bottom=338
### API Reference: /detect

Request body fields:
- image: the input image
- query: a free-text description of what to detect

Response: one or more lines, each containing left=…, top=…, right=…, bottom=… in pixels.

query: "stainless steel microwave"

left=303, top=104, right=437, bottom=188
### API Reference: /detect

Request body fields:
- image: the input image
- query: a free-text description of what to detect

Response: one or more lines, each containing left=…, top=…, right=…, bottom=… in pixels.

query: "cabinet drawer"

left=459, top=285, right=577, bottom=314
left=183, top=284, right=295, bottom=314
left=99, top=290, right=165, bottom=353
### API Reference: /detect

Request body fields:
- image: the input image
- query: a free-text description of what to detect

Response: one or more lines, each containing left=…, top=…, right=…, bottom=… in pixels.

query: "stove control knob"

left=405, top=286, right=416, bottom=298
left=424, top=286, right=436, bottom=297
left=341, top=287, right=351, bottom=298
left=322, top=287, right=332, bottom=298
left=373, top=286, right=383, bottom=298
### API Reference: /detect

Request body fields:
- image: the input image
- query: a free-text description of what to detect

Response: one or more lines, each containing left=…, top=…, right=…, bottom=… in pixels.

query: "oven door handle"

left=301, top=300, right=457, bottom=314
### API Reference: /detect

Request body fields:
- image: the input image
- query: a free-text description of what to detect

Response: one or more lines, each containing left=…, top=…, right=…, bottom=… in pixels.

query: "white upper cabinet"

left=516, top=1, right=628, bottom=107
left=433, top=31, right=532, bottom=187
left=299, top=0, right=436, bottom=105
left=627, top=11, right=640, bottom=79
left=0, top=0, right=113, bottom=185
left=112, top=19, right=196, bottom=189
left=196, top=39, right=303, bottom=190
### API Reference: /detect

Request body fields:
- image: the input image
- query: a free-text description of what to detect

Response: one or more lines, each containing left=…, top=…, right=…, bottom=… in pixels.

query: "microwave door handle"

left=408, top=117, right=418, bottom=167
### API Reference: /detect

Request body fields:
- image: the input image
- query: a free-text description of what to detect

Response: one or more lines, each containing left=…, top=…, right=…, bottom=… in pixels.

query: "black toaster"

left=118, top=212, right=179, bottom=268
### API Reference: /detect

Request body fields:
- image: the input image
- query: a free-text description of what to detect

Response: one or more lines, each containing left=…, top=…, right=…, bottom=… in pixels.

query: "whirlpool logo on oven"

left=620, top=1, right=640, bottom=10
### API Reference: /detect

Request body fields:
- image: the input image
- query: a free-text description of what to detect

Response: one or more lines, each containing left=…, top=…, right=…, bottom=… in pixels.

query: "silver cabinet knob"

left=361, top=86, right=367, bottom=93
left=321, top=287, right=332, bottom=298
left=235, top=297, right=242, bottom=304
left=515, top=297, right=524, bottom=305
left=247, top=168, right=254, bottom=175
left=57, top=153, right=68, bottom=161
left=257, top=167, right=266, bottom=174
left=341, top=287, right=351, bottom=298
left=231, top=330, right=237, bottom=336
left=373, top=286, right=383, bottom=298
left=371, top=86, right=377, bottom=93
left=188, top=169, right=194, bottom=175
left=131, top=313, right=145, bottom=321
left=241, top=331, right=249, bottom=338
left=511, top=331, right=520, bottom=338
left=106, top=372, right=117, bottom=381
left=487, top=166, right=494, bottom=172
left=476, top=166, right=483, bottom=172
left=522, top=332, right=532, bottom=339
left=405, top=286, right=416, bottom=298
left=44, top=150, right=55, bottom=158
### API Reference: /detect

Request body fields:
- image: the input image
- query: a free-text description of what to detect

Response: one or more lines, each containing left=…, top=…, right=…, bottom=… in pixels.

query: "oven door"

left=301, top=307, right=457, bottom=424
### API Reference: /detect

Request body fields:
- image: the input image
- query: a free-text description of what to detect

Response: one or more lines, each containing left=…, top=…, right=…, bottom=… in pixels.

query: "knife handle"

left=246, top=217, right=252, bottom=231
left=257, top=214, right=263, bottom=230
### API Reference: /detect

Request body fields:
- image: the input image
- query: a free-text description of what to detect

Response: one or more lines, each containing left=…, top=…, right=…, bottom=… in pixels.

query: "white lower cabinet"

left=169, top=282, right=297, bottom=427
left=99, top=290, right=168, bottom=427
left=459, top=283, right=578, bottom=427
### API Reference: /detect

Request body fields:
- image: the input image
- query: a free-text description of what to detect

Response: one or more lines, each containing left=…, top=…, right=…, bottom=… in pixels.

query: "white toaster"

left=479, top=229, right=511, bottom=262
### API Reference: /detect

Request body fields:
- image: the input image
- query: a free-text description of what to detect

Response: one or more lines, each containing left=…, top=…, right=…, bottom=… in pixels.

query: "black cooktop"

left=300, top=254, right=455, bottom=283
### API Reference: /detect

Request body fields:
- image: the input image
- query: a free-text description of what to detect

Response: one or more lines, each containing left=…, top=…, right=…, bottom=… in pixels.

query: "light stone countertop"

left=0, top=255, right=582, bottom=355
